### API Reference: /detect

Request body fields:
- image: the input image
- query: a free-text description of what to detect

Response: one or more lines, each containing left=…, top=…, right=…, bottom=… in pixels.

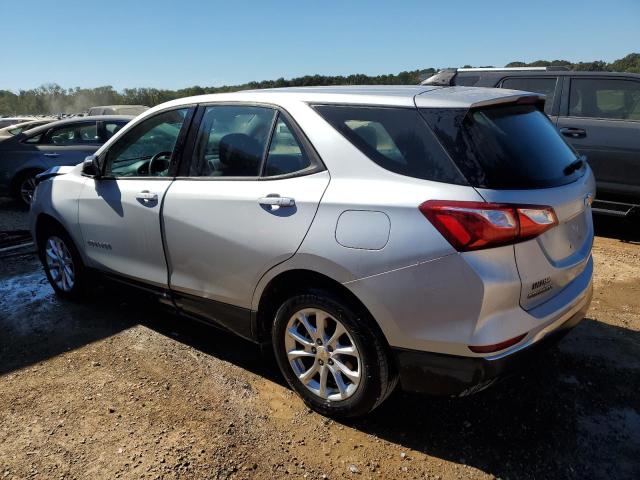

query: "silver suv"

left=30, top=86, right=594, bottom=417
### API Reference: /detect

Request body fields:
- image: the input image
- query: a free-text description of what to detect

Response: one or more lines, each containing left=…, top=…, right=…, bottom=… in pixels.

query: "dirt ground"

left=1, top=197, right=639, bottom=480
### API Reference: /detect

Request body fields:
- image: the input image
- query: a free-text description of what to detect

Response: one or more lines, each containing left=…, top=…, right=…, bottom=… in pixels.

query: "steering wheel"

left=148, top=151, right=172, bottom=176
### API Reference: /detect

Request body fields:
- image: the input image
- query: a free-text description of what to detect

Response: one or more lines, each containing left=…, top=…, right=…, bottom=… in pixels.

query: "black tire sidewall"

left=272, top=290, right=390, bottom=418
left=13, top=170, right=42, bottom=208
left=38, top=225, right=85, bottom=300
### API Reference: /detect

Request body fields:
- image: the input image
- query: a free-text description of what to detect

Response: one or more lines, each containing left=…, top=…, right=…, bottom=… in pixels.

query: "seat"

left=353, top=125, right=379, bottom=149
left=265, top=154, right=306, bottom=176
left=218, top=133, right=262, bottom=176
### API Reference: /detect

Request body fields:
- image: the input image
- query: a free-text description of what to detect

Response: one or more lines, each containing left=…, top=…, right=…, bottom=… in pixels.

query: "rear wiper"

left=564, top=156, right=586, bottom=175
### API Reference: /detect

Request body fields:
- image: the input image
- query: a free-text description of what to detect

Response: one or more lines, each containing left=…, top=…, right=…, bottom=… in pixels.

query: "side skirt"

left=171, top=290, right=255, bottom=342
left=90, top=268, right=258, bottom=343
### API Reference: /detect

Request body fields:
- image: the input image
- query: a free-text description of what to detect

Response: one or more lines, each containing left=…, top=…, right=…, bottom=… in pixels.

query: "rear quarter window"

left=500, top=77, right=558, bottom=114
left=312, top=105, right=466, bottom=185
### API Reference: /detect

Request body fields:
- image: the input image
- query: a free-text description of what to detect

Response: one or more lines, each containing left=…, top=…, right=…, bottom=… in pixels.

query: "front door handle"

left=559, top=127, right=586, bottom=138
left=43, top=153, right=60, bottom=157
left=136, top=190, right=158, bottom=201
left=258, top=195, right=296, bottom=207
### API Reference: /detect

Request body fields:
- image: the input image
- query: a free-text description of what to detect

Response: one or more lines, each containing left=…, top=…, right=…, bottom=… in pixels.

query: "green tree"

left=1, top=53, right=638, bottom=115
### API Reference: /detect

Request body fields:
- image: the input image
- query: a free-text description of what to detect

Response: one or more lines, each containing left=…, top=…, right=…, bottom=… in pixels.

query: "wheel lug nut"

left=328, top=359, right=334, bottom=366
left=327, top=346, right=333, bottom=352
left=318, top=360, right=324, bottom=366
left=311, top=347, right=317, bottom=354
left=316, top=339, right=322, bottom=345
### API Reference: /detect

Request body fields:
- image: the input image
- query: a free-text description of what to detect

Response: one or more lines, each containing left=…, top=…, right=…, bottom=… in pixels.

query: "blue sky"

left=1, top=0, right=638, bottom=91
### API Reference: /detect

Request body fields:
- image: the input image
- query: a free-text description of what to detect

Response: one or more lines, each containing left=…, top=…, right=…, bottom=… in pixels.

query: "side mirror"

left=82, top=155, right=102, bottom=178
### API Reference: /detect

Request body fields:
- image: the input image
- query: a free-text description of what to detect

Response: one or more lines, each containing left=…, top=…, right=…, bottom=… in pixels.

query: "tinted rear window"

left=420, top=105, right=583, bottom=189
left=312, top=105, right=466, bottom=184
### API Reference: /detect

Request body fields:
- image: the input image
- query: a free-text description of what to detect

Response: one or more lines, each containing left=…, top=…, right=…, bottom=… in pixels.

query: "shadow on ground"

left=1, top=211, right=639, bottom=478
left=594, top=213, right=640, bottom=243
left=2, top=262, right=637, bottom=480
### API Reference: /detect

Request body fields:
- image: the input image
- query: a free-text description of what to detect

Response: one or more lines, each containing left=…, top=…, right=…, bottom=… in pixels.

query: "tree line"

left=1, top=53, right=638, bottom=115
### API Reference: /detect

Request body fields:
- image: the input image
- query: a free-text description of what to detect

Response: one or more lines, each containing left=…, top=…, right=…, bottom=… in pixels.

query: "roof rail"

left=420, top=66, right=571, bottom=86
left=457, top=66, right=570, bottom=72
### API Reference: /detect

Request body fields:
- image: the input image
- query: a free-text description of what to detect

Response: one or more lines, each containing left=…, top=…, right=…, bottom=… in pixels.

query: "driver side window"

left=104, top=108, right=189, bottom=177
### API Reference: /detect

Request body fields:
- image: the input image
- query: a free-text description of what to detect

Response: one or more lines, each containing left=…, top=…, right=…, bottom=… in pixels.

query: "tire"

left=12, top=170, right=42, bottom=207
left=272, top=290, right=397, bottom=418
left=37, top=223, right=87, bottom=301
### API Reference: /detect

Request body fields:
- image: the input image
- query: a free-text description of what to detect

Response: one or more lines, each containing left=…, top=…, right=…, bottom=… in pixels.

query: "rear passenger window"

left=44, top=123, right=99, bottom=145
left=103, top=121, right=126, bottom=140
left=569, top=78, right=640, bottom=120
left=264, top=116, right=311, bottom=176
left=312, top=105, right=466, bottom=184
left=501, top=77, right=558, bottom=114
left=191, top=106, right=275, bottom=177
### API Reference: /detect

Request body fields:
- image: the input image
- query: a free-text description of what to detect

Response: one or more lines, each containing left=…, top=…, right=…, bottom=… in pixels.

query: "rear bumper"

left=393, top=283, right=592, bottom=396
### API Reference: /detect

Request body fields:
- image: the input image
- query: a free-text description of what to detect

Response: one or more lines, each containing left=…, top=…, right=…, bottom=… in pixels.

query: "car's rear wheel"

left=272, top=290, right=397, bottom=418
left=38, top=224, right=87, bottom=300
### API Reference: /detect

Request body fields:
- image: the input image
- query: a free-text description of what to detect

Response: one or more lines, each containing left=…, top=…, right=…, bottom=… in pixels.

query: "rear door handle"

left=258, top=195, right=296, bottom=207
left=136, top=190, right=158, bottom=201
left=559, top=127, right=586, bottom=138
left=43, top=153, right=59, bottom=157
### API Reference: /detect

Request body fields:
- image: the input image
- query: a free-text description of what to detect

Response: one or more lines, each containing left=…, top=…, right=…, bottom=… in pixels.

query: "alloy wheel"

left=20, top=176, right=37, bottom=205
left=45, top=236, right=75, bottom=292
left=284, top=308, right=361, bottom=401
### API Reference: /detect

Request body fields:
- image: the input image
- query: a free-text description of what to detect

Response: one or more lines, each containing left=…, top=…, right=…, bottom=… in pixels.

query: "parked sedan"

left=0, top=118, right=57, bottom=139
left=87, top=105, right=149, bottom=116
left=30, top=86, right=594, bottom=417
left=0, top=117, right=34, bottom=129
left=0, top=115, right=132, bottom=205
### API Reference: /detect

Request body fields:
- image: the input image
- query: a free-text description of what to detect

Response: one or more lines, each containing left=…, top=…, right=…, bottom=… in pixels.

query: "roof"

left=89, top=105, right=147, bottom=109
left=424, top=68, right=640, bottom=86
left=142, top=85, right=539, bottom=113
left=456, top=69, right=640, bottom=78
left=457, top=66, right=570, bottom=72
left=21, top=115, right=134, bottom=136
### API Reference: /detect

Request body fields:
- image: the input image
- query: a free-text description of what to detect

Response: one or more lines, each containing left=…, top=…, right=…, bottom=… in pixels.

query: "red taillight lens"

left=419, top=200, right=558, bottom=251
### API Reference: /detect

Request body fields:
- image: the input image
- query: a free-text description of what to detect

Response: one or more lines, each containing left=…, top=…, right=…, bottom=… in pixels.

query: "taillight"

left=419, top=200, right=557, bottom=251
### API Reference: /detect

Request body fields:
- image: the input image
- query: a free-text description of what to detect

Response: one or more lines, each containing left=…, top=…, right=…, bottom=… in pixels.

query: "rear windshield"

left=312, top=105, right=467, bottom=185
left=420, top=105, right=583, bottom=189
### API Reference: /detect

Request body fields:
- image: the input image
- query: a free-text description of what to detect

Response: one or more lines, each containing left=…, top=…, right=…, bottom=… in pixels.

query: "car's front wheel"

left=13, top=170, right=42, bottom=207
left=272, top=290, right=397, bottom=418
left=38, top=224, right=87, bottom=300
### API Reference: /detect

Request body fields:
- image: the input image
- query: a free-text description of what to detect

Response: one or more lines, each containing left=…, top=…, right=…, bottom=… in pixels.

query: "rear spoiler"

left=469, top=94, right=546, bottom=112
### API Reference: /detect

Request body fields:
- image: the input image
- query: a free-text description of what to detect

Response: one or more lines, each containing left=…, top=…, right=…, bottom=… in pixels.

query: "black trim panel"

left=393, top=298, right=589, bottom=396
left=172, top=290, right=254, bottom=341
left=89, top=268, right=257, bottom=342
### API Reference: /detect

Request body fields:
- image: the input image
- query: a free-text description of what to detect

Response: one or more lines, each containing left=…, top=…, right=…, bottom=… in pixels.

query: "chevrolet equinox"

left=30, top=86, right=594, bottom=417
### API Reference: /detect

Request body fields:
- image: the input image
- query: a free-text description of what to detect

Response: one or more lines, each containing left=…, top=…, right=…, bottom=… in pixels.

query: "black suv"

left=423, top=67, right=640, bottom=218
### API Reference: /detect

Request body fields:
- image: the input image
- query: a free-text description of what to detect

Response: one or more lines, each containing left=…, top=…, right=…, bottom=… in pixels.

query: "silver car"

left=29, top=86, right=594, bottom=417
